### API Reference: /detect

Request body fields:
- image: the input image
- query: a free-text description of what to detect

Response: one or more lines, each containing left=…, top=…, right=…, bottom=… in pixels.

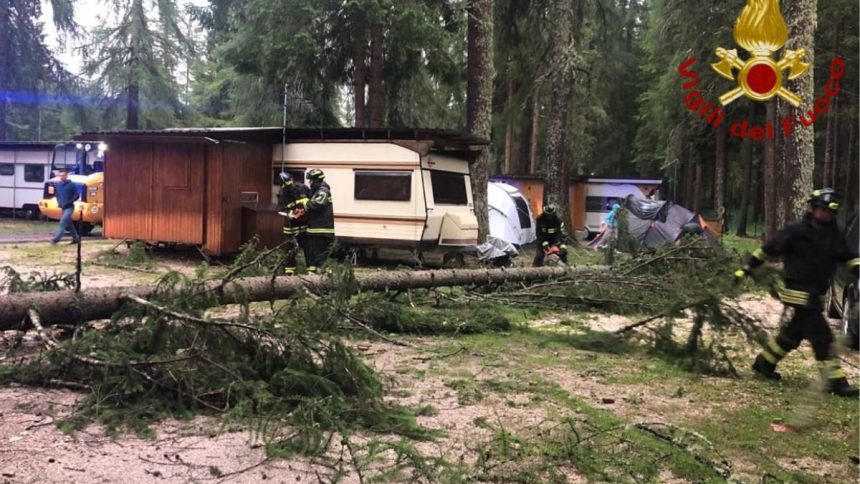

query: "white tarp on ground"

left=488, top=182, right=537, bottom=246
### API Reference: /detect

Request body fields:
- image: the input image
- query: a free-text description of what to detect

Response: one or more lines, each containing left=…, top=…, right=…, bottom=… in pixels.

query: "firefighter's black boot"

left=827, top=377, right=859, bottom=398
left=752, top=353, right=782, bottom=381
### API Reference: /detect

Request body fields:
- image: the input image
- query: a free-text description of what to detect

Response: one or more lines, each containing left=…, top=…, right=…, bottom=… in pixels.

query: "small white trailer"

left=0, top=142, right=55, bottom=219
left=581, top=178, right=662, bottom=237
left=272, top=142, right=479, bottom=252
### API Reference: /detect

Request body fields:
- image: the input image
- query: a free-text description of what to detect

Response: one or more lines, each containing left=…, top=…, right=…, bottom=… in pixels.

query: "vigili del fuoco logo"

left=676, top=0, right=845, bottom=140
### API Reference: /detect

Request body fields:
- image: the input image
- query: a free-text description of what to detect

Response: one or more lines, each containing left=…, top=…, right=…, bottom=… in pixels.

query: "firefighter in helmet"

left=534, top=203, right=569, bottom=266
left=304, top=168, right=335, bottom=273
left=737, top=188, right=860, bottom=397
left=276, top=171, right=310, bottom=275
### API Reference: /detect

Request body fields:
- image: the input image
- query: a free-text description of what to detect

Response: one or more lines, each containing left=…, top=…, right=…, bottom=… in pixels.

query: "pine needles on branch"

left=1, top=261, right=432, bottom=454
left=0, top=266, right=76, bottom=294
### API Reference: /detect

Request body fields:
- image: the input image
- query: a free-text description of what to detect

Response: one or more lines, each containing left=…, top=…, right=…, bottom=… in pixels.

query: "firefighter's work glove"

left=559, top=244, right=568, bottom=251
left=733, top=268, right=748, bottom=285
left=542, top=241, right=549, bottom=248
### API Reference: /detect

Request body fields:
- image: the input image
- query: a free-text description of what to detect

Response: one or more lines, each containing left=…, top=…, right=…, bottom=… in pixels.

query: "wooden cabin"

left=79, top=128, right=486, bottom=256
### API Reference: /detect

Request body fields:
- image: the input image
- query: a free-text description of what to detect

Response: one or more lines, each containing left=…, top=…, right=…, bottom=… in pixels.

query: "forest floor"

left=0, top=238, right=858, bottom=483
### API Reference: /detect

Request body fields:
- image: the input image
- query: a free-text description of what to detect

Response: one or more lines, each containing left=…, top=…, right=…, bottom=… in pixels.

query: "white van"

left=272, top=142, right=479, bottom=251
left=0, top=142, right=54, bottom=219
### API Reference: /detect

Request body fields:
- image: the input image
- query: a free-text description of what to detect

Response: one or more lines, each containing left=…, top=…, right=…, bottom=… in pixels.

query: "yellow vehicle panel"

left=38, top=172, right=104, bottom=224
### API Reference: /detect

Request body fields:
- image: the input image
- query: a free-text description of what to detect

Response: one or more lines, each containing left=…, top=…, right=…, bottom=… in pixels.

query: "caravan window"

left=354, top=170, right=411, bottom=201
left=0, top=164, right=13, bottom=176
left=431, top=171, right=468, bottom=205
left=586, top=196, right=624, bottom=212
left=24, top=164, right=44, bottom=183
left=513, top=196, right=532, bottom=228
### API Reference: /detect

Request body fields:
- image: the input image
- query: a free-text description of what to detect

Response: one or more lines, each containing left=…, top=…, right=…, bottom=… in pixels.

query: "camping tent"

left=488, top=182, right=537, bottom=246
left=621, top=195, right=714, bottom=249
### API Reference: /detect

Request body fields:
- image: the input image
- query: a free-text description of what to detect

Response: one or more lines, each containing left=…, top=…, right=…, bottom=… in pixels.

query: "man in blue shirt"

left=51, top=169, right=80, bottom=245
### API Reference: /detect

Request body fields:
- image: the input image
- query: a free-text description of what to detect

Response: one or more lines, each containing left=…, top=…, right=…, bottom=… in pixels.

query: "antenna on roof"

left=281, top=82, right=288, bottom=175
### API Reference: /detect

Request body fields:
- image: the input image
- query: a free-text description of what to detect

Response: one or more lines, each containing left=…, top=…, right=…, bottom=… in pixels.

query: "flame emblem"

left=711, top=0, right=810, bottom=107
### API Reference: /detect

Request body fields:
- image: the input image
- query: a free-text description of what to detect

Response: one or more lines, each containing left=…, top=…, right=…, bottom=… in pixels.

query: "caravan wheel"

left=21, top=204, right=41, bottom=220
left=412, top=250, right=425, bottom=268
left=442, top=251, right=465, bottom=268
left=342, top=248, right=367, bottom=265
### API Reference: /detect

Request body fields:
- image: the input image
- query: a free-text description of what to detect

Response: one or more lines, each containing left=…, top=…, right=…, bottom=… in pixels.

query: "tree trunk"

left=126, top=81, right=140, bottom=129
left=517, top=94, right=533, bottom=174
left=0, top=266, right=585, bottom=329
left=0, top=94, right=7, bottom=142
left=682, top=143, right=694, bottom=208
left=368, top=22, right=384, bottom=128
left=692, top=161, right=702, bottom=213
left=529, top=94, right=539, bottom=174
left=735, top=121, right=754, bottom=236
left=821, top=95, right=834, bottom=187
left=466, top=0, right=494, bottom=243
left=753, top=149, right=764, bottom=233
left=823, top=23, right=841, bottom=187
left=713, top=123, right=727, bottom=217
left=353, top=30, right=367, bottom=128
left=503, top=78, right=514, bottom=174
left=0, top=2, right=9, bottom=141
left=777, top=0, right=816, bottom=223
left=544, top=0, right=577, bottom=221
left=844, top=119, right=856, bottom=211
left=764, top=100, right=778, bottom=239
left=829, top=97, right=838, bottom=189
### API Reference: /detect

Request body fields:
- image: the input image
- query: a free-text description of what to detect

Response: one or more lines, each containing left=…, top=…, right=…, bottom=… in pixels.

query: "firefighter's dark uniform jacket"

left=536, top=212, right=565, bottom=245
left=534, top=211, right=568, bottom=267
left=277, top=183, right=310, bottom=236
left=306, top=181, right=334, bottom=236
left=304, top=181, right=335, bottom=272
left=750, top=214, right=860, bottom=378
left=748, top=214, right=859, bottom=307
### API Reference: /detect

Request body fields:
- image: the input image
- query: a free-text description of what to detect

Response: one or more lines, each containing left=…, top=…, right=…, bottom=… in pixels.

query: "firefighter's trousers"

left=305, top=234, right=334, bottom=273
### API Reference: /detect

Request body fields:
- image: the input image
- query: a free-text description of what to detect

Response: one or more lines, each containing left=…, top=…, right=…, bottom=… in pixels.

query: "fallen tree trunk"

left=0, top=266, right=585, bottom=329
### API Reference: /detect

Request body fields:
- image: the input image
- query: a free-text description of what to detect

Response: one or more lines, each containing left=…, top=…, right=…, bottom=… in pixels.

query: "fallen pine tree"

left=0, top=265, right=587, bottom=329
left=0, top=240, right=778, bottom=477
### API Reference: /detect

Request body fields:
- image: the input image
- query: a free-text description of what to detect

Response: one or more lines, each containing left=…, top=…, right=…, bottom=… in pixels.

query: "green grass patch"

left=0, top=219, right=57, bottom=235
left=721, top=234, right=762, bottom=256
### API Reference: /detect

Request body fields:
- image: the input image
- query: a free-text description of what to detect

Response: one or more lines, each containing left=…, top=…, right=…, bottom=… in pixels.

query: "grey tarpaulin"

left=474, top=237, right=519, bottom=267
left=622, top=195, right=714, bottom=249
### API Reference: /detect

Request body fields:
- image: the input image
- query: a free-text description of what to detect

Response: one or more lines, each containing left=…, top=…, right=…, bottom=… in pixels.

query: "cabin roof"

left=490, top=174, right=545, bottom=181
left=571, top=176, right=662, bottom=185
left=491, top=175, right=663, bottom=185
left=77, top=127, right=489, bottom=151
left=0, top=141, right=63, bottom=148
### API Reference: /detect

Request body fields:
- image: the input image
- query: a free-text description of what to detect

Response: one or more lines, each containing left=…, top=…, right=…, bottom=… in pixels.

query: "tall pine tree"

left=0, top=0, right=76, bottom=140
left=84, top=0, right=193, bottom=129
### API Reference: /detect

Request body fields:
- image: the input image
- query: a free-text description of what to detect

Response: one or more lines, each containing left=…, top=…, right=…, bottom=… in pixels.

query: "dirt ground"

left=1, top=238, right=858, bottom=483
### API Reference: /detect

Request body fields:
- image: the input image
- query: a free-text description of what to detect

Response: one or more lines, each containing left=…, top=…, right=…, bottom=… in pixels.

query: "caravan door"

left=422, top=154, right=478, bottom=247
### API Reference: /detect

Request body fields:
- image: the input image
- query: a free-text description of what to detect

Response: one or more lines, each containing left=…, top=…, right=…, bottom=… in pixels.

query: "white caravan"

left=272, top=142, right=479, bottom=251
left=584, top=179, right=660, bottom=236
left=0, top=142, right=54, bottom=218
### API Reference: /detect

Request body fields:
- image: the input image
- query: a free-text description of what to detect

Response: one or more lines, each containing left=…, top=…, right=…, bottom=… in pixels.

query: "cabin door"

left=150, top=144, right=205, bottom=244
